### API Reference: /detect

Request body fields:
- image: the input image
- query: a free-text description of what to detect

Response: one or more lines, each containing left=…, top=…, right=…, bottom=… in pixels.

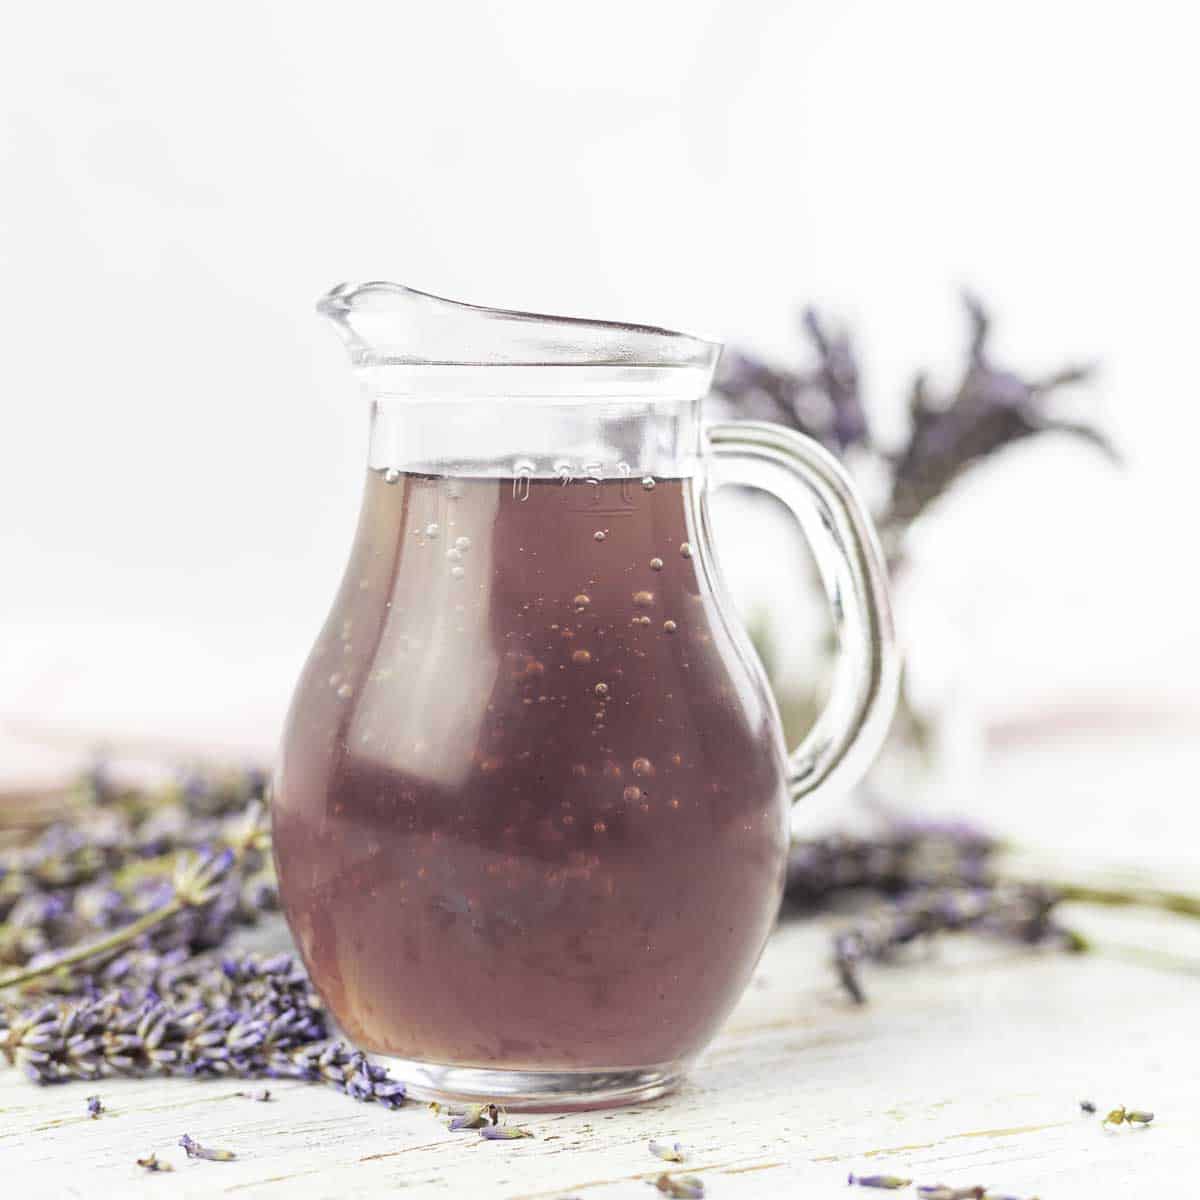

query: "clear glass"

left=273, top=282, right=899, bottom=1109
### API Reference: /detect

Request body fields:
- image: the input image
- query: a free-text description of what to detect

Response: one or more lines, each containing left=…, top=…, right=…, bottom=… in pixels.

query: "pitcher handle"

left=705, top=421, right=901, bottom=803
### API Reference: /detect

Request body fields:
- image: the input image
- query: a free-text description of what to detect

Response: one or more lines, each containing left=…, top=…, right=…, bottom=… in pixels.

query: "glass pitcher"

left=273, top=281, right=899, bottom=1109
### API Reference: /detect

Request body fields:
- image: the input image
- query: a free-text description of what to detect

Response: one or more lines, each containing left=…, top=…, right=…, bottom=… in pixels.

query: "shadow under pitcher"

left=272, top=281, right=900, bottom=1109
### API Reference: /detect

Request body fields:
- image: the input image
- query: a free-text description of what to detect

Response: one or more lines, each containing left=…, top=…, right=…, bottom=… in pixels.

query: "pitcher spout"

left=316, top=280, right=720, bottom=381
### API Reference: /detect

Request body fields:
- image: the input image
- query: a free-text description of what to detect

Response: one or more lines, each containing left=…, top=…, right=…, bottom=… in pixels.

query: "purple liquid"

left=274, top=472, right=789, bottom=1071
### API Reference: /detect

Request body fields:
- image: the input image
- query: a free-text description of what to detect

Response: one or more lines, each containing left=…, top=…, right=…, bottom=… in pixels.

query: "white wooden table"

left=3, top=733, right=1198, bottom=1199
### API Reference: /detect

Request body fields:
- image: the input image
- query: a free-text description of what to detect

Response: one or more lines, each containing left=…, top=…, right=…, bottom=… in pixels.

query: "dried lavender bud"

left=179, top=1133, right=236, bottom=1161
left=236, top=1088, right=271, bottom=1101
left=653, top=1174, right=705, bottom=1198
left=1079, top=1100, right=1096, bottom=1113
left=917, top=1186, right=985, bottom=1199
left=848, top=1173, right=912, bottom=1189
left=649, top=1139, right=687, bottom=1162
left=86, top=1093, right=104, bottom=1118
left=448, top=1103, right=499, bottom=1131
left=1103, top=1106, right=1127, bottom=1125
left=479, top=1124, right=533, bottom=1140
left=136, top=1153, right=173, bottom=1172
left=1125, top=1109, right=1154, bottom=1125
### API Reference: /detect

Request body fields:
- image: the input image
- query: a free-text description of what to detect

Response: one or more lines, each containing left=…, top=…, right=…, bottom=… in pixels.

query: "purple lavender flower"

left=479, top=1124, right=533, bottom=1140
left=86, top=1093, right=104, bottom=1118
left=0, top=952, right=406, bottom=1110
left=652, top=1175, right=705, bottom=1198
left=179, top=1133, right=236, bottom=1161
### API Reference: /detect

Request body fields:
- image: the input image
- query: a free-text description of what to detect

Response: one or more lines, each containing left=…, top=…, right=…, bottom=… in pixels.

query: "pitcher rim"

left=317, top=279, right=722, bottom=371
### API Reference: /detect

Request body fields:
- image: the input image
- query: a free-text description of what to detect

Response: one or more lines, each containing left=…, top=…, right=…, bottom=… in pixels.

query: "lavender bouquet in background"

left=714, top=294, right=1115, bottom=796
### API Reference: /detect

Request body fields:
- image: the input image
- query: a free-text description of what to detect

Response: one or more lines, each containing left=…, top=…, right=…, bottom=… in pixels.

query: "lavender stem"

left=0, top=897, right=184, bottom=990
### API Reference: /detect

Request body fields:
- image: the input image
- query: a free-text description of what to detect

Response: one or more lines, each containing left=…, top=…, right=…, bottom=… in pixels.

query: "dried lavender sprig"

left=785, top=819, right=997, bottom=909
left=0, top=781, right=276, bottom=972
left=0, top=845, right=239, bottom=990
left=832, top=884, right=1085, bottom=1004
left=0, top=951, right=406, bottom=1110
left=713, top=292, right=1113, bottom=565
left=883, top=293, right=1112, bottom=545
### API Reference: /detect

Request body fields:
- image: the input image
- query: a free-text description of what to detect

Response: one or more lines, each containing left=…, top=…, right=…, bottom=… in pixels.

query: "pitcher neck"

left=320, top=280, right=720, bottom=481
left=367, top=393, right=705, bottom=482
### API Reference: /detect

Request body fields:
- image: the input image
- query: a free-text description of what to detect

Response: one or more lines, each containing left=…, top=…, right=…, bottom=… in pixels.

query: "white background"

left=2, top=0, right=1198, bottom=759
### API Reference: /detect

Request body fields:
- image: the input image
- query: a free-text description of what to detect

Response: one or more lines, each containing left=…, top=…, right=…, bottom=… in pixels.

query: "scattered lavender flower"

left=917, top=1186, right=985, bottom=1199
left=652, top=1174, right=705, bottom=1198
left=848, top=1173, right=912, bottom=1189
left=86, top=1093, right=104, bottom=1118
left=179, top=1133, right=236, bottom=1161
left=479, top=1124, right=533, bottom=1140
left=447, top=1102, right=500, bottom=1130
left=1103, top=1105, right=1153, bottom=1126
left=649, top=1139, right=687, bottom=1162
left=135, top=1152, right=173, bottom=1172
left=1080, top=1100, right=1096, bottom=1114
left=237, top=1087, right=272, bottom=1101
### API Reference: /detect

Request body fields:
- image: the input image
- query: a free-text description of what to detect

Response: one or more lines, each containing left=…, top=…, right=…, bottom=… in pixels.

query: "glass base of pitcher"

left=372, top=1055, right=687, bottom=1112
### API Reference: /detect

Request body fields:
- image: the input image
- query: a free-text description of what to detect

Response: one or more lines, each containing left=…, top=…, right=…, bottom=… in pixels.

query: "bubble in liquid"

left=649, top=557, right=664, bottom=571
left=679, top=542, right=692, bottom=559
left=670, top=752, right=683, bottom=767
left=594, top=682, right=609, bottom=697
left=450, top=565, right=466, bottom=580
left=622, top=786, right=642, bottom=803
left=593, top=530, right=607, bottom=542
left=593, top=821, right=608, bottom=834
left=455, top=536, right=471, bottom=551
left=571, top=649, right=592, bottom=665
left=573, top=593, right=591, bottom=611
left=632, top=615, right=652, bottom=627
left=336, top=683, right=353, bottom=699
left=594, top=710, right=606, bottom=723
left=632, top=757, right=655, bottom=777
left=446, top=548, right=463, bottom=563
left=633, top=591, right=655, bottom=608
left=525, top=659, right=546, bottom=677
left=663, top=620, right=678, bottom=634
left=641, top=476, right=656, bottom=491
left=425, top=523, right=440, bottom=539
left=383, top=467, right=401, bottom=485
